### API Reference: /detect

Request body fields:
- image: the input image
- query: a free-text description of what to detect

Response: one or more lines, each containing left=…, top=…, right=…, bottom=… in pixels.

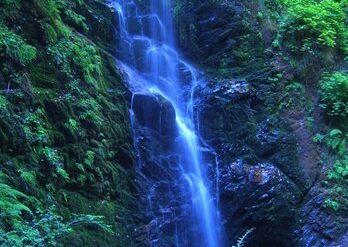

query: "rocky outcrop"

left=175, top=0, right=265, bottom=75
left=195, top=78, right=306, bottom=246
left=132, top=93, right=177, bottom=142
left=299, top=186, right=348, bottom=247
left=219, top=160, right=302, bottom=246
left=131, top=93, right=196, bottom=246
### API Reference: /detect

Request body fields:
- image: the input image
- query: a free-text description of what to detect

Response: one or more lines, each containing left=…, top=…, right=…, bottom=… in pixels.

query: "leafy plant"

left=39, top=147, right=70, bottom=182
left=323, top=157, right=348, bottom=212
left=280, top=81, right=306, bottom=110
left=320, top=72, right=348, bottom=118
left=325, top=129, right=347, bottom=156
left=0, top=173, right=31, bottom=220
left=324, top=198, right=340, bottom=211
left=0, top=23, right=37, bottom=65
left=274, top=0, right=347, bottom=54
left=0, top=95, right=8, bottom=110
left=48, top=34, right=102, bottom=84
left=0, top=209, right=113, bottom=246
left=64, top=9, right=89, bottom=32
left=18, top=169, right=37, bottom=187
left=65, top=118, right=78, bottom=133
left=23, top=110, right=50, bottom=145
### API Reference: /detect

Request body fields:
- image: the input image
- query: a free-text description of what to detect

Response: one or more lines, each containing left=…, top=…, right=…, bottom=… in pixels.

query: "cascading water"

left=108, top=0, right=223, bottom=246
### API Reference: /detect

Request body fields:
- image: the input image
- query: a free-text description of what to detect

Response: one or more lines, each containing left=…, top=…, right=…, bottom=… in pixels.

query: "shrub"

left=275, top=0, right=347, bottom=53
left=320, top=72, right=348, bottom=118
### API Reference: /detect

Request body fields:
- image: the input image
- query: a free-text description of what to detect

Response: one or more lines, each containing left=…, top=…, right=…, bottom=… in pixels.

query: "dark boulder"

left=219, top=159, right=302, bottom=246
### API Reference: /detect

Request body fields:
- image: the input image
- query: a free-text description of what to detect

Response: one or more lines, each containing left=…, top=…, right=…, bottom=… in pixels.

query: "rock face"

left=195, top=78, right=306, bottom=246
left=219, top=160, right=302, bottom=246
left=299, top=186, right=348, bottom=247
left=175, top=1, right=348, bottom=245
left=193, top=75, right=347, bottom=246
left=175, top=0, right=264, bottom=74
left=131, top=93, right=198, bottom=246
left=132, top=93, right=177, bottom=141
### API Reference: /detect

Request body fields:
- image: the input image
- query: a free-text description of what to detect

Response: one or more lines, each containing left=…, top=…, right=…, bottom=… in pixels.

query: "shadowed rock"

left=132, top=93, right=177, bottom=139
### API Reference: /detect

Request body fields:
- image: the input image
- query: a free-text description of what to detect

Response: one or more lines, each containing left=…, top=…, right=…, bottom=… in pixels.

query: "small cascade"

left=108, top=0, right=224, bottom=246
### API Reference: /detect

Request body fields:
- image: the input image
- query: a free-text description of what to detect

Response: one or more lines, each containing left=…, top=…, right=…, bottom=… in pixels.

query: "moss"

left=0, top=0, right=136, bottom=245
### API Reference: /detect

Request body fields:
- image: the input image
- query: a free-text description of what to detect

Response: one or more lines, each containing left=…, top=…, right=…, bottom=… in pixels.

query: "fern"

left=0, top=95, right=8, bottom=110
left=0, top=23, right=37, bottom=65
left=0, top=209, right=113, bottom=246
left=0, top=177, right=31, bottom=219
left=18, top=169, right=37, bottom=187
left=232, top=228, right=256, bottom=247
left=69, top=214, right=113, bottom=233
left=64, top=9, right=89, bottom=32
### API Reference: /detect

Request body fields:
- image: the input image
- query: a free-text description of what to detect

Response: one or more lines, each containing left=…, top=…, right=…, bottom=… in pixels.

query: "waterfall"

left=108, top=1, right=223, bottom=246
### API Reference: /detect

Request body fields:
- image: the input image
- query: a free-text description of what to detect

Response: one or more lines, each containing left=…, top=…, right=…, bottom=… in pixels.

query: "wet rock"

left=177, top=0, right=247, bottom=66
left=132, top=93, right=177, bottom=139
left=196, top=77, right=308, bottom=246
left=298, top=186, right=348, bottom=247
left=196, top=79, right=256, bottom=161
left=219, top=160, right=302, bottom=246
left=256, top=118, right=280, bottom=157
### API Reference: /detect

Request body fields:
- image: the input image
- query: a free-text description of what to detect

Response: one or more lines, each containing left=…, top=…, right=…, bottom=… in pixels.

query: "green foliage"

left=0, top=0, right=135, bottom=245
left=0, top=95, right=8, bottom=110
left=40, top=147, right=63, bottom=167
left=40, top=147, right=70, bottom=182
left=327, top=157, right=348, bottom=183
left=313, top=126, right=347, bottom=212
left=18, top=169, right=37, bottom=187
left=48, top=34, right=102, bottom=85
left=84, top=150, right=95, bottom=168
left=324, top=198, right=340, bottom=211
left=314, top=129, right=347, bottom=155
left=279, top=81, right=306, bottom=110
left=23, top=110, right=50, bottom=145
left=320, top=72, right=348, bottom=118
left=325, top=129, right=347, bottom=156
left=324, top=157, right=348, bottom=212
left=2, top=0, right=21, bottom=8
left=78, top=98, right=104, bottom=127
left=65, top=118, right=78, bottom=133
left=0, top=24, right=37, bottom=65
left=0, top=173, right=31, bottom=220
left=41, top=22, right=58, bottom=43
left=64, top=9, right=89, bottom=32
left=0, top=0, right=21, bottom=21
left=313, top=133, right=325, bottom=144
left=34, top=0, right=71, bottom=37
left=0, top=209, right=113, bottom=247
left=274, top=0, right=347, bottom=54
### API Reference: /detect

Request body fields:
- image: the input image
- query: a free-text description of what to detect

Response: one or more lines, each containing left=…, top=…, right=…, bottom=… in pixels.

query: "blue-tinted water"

left=108, top=1, right=223, bottom=246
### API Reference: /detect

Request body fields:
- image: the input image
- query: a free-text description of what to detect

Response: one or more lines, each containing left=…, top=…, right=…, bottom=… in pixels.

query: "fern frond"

left=232, top=228, right=256, bottom=247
